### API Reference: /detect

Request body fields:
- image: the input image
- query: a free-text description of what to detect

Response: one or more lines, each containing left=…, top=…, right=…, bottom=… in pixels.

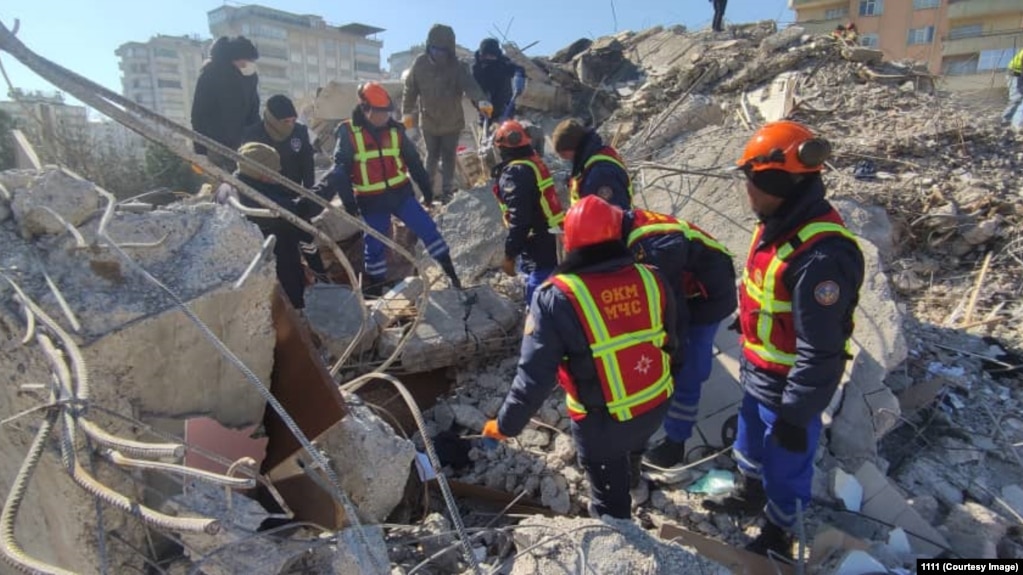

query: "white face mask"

left=239, top=62, right=258, bottom=76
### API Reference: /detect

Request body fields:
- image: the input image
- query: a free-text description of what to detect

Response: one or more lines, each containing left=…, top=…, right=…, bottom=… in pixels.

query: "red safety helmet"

left=737, top=120, right=830, bottom=174
left=493, top=120, right=531, bottom=148
left=563, top=195, right=623, bottom=252
left=358, top=81, right=393, bottom=111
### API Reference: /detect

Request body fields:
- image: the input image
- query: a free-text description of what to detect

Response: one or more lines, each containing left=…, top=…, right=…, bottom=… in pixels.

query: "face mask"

left=239, top=62, right=257, bottom=76
left=428, top=46, right=448, bottom=61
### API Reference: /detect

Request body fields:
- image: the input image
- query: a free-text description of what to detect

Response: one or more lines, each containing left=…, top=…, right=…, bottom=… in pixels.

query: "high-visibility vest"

left=345, top=121, right=410, bottom=195
left=1010, top=49, right=1023, bottom=74
left=626, top=209, right=733, bottom=299
left=568, top=146, right=633, bottom=205
left=738, top=208, right=859, bottom=375
left=491, top=155, right=566, bottom=230
left=549, top=264, right=674, bottom=422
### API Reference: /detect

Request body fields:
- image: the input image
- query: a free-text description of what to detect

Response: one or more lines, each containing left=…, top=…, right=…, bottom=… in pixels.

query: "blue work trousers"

left=663, top=322, right=721, bottom=442
left=733, top=393, right=822, bottom=529
left=1004, top=75, right=1023, bottom=129
left=522, top=265, right=554, bottom=308
left=362, top=195, right=449, bottom=281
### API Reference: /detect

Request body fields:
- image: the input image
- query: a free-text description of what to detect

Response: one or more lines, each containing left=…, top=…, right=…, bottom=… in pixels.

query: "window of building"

left=907, top=26, right=935, bottom=45
left=249, top=23, right=287, bottom=40
left=979, top=48, right=1015, bottom=71
left=308, top=73, right=320, bottom=85
left=825, top=7, right=849, bottom=19
left=157, top=79, right=181, bottom=89
left=130, top=63, right=150, bottom=74
left=325, top=57, right=337, bottom=69
left=948, top=24, right=983, bottom=40
left=258, top=44, right=288, bottom=60
left=290, top=52, right=303, bottom=63
left=307, top=55, right=319, bottom=65
left=156, top=62, right=179, bottom=75
left=154, top=47, right=178, bottom=59
left=913, top=0, right=939, bottom=9
left=324, top=39, right=338, bottom=53
left=355, top=43, right=377, bottom=57
left=355, top=60, right=379, bottom=73
left=942, top=56, right=977, bottom=76
left=860, top=33, right=879, bottom=48
left=859, top=0, right=883, bottom=16
left=261, top=64, right=287, bottom=79
left=340, top=43, right=352, bottom=59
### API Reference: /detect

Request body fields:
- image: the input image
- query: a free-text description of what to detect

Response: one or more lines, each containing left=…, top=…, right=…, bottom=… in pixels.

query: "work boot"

left=744, top=521, right=794, bottom=561
left=702, top=473, right=766, bottom=516
left=641, top=438, right=690, bottom=484
left=437, top=255, right=463, bottom=290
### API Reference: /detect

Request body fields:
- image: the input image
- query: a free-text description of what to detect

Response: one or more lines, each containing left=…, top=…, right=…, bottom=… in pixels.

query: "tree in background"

left=0, top=108, right=15, bottom=170
left=144, top=142, right=201, bottom=194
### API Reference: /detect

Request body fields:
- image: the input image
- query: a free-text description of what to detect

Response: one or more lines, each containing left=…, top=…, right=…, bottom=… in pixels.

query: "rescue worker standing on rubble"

left=402, top=24, right=491, bottom=203
left=703, top=121, right=864, bottom=559
left=242, top=94, right=327, bottom=280
left=191, top=36, right=261, bottom=172
left=621, top=208, right=738, bottom=481
left=490, top=120, right=565, bottom=305
left=710, top=0, right=728, bottom=33
left=472, top=38, right=527, bottom=123
left=313, top=82, right=463, bottom=296
left=233, top=142, right=312, bottom=310
left=552, top=118, right=633, bottom=210
left=483, top=195, right=679, bottom=519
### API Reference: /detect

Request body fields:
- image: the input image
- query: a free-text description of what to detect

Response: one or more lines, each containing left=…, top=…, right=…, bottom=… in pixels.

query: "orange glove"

left=482, top=419, right=508, bottom=441
left=501, top=256, right=517, bottom=277
left=478, top=101, right=494, bottom=119
left=402, top=114, right=416, bottom=129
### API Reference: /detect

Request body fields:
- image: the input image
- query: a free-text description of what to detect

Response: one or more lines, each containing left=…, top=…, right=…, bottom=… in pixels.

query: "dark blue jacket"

left=494, top=150, right=559, bottom=272
left=472, top=54, right=525, bottom=120
left=571, top=131, right=631, bottom=210
left=241, top=121, right=315, bottom=188
left=313, top=107, right=433, bottom=214
left=496, top=246, right=680, bottom=437
left=741, top=177, right=864, bottom=428
left=622, top=212, right=737, bottom=327
left=236, top=173, right=318, bottom=220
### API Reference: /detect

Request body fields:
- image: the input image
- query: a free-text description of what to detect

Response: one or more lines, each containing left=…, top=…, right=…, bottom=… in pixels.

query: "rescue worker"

left=313, top=82, right=463, bottom=295
left=490, top=120, right=565, bottom=306
left=703, top=121, right=864, bottom=559
left=191, top=36, right=260, bottom=172
left=482, top=195, right=679, bottom=519
left=621, top=209, right=738, bottom=481
left=711, top=0, right=728, bottom=33
left=234, top=142, right=310, bottom=310
left=472, top=38, right=527, bottom=123
left=242, top=94, right=326, bottom=279
left=552, top=118, right=632, bottom=210
left=1002, top=48, right=1023, bottom=129
left=402, top=24, right=491, bottom=203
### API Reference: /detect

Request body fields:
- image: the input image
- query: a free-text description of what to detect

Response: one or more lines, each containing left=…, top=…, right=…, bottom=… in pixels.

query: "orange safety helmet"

left=493, top=120, right=531, bottom=148
left=737, top=120, right=830, bottom=174
left=563, top=195, right=623, bottom=253
left=357, top=81, right=393, bottom=111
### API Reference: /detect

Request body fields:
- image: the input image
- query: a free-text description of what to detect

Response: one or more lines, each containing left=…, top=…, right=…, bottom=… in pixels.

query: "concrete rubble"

left=507, top=515, right=728, bottom=575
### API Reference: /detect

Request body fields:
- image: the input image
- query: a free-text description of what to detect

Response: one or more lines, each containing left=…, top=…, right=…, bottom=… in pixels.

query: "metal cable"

left=339, top=372, right=481, bottom=574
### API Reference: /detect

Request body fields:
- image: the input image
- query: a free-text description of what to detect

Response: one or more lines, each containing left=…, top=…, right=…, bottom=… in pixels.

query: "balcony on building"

left=942, top=28, right=1023, bottom=55
left=948, top=0, right=1023, bottom=20
left=789, top=0, right=846, bottom=9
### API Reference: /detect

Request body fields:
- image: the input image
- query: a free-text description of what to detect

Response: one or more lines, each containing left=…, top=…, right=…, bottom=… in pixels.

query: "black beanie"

left=267, top=95, right=297, bottom=119
left=479, top=38, right=501, bottom=57
left=230, top=36, right=259, bottom=61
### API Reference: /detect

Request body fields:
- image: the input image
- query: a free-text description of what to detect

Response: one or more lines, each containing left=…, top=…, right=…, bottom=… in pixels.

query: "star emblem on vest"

left=814, top=280, right=840, bottom=306
left=290, top=137, right=302, bottom=152
left=634, top=354, right=653, bottom=374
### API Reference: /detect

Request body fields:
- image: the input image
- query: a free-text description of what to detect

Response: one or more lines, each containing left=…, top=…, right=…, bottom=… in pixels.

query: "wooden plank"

left=658, top=522, right=795, bottom=575
left=445, top=480, right=554, bottom=517
left=11, top=129, right=42, bottom=169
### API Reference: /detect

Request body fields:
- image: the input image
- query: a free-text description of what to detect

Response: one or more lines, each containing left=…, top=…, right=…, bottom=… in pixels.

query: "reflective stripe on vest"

left=569, top=148, right=634, bottom=204
left=350, top=125, right=409, bottom=195
left=626, top=210, right=734, bottom=258
left=552, top=265, right=673, bottom=422
left=507, top=157, right=566, bottom=230
left=741, top=219, right=858, bottom=370
left=1011, top=49, right=1023, bottom=74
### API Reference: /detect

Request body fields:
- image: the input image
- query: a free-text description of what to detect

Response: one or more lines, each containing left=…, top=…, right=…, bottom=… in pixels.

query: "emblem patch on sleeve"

left=814, top=280, right=840, bottom=306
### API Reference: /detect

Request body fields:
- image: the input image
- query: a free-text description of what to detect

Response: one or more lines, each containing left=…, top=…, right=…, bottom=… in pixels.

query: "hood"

left=427, top=24, right=456, bottom=51
left=209, top=36, right=258, bottom=64
left=554, top=241, right=632, bottom=276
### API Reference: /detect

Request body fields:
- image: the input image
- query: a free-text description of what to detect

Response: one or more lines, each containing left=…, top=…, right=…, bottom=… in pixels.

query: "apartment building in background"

left=789, top=0, right=1023, bottom=95
left=115, top=35, right=209, bottom=126
left=0, top=90, right=89, bottom=143
left=207, top=4, right=384, bottom=104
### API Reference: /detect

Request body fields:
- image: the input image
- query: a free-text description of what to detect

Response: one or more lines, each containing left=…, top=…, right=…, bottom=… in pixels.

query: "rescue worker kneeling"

left=483, top=195, right=681, bottom=519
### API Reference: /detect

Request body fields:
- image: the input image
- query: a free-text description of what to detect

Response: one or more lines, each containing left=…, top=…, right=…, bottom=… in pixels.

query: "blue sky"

left=0, top=0, right=793, bottom=105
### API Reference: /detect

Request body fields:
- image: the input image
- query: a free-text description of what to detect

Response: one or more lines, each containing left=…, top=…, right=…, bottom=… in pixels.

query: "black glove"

left=770, top=418, right=808, bottom=453
left=343, top=202, right=360, bottom=217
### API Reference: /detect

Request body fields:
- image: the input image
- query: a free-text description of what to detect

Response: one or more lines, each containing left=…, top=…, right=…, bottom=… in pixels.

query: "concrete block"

left=305, top=284, right=379, bottom=358
left=433, top=186, right=506, bottom=282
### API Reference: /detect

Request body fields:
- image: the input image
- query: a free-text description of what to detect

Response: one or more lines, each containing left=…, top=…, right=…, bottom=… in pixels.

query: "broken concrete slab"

left=942, top=502, right=1008, bottom=559
left=841, top=46, right=884, bottom=64
left=636, top=95, right=723, bottom=153
left=433, top=186, right=506, bottom=283
left=854, top=461, right=948, bottom=557
left=759, top=26, right=806, bottom=55
left=305, top=283, right=379, bottom=358
left=7, top=168, right=101, bottom=238
left=509, top=515, right=728, bottom=575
